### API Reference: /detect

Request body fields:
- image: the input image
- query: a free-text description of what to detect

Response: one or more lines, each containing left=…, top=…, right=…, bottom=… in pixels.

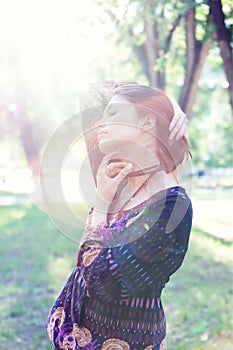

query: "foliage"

left=0, top=1, right=232, bottom=172
left=0, top=195, right=232, bottom=349
left=189, top=48, right=233, bottom=168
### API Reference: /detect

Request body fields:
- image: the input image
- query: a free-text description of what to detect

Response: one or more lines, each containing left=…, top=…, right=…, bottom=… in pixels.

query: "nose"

left=95, top=117, right=107, bottom=128
left=94, top=119, right=107, bottom=136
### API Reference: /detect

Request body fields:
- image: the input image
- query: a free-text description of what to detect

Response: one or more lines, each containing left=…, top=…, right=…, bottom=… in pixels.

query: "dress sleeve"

left=78, top=191, right=192, bottom=300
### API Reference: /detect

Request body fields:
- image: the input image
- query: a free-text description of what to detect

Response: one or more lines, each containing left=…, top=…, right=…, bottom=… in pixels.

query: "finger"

left=114, top=163, right=133, bottom=183
left=169, top=125, right=179, bottom=141
left=169, top=110, right=186, bottom=131
left=169, top=113, right=180, bottom=131
left=107, top=162, right=130, bottom=177
left=169, top=97, right=186, bottom=131
left=169, top=111, right=186, bottom=131
left=102, top=151, right=119, bottom=164
left=107, top=162, right=130, bottom=170
left=108, top=169, right=125, bottom=178
left=171, top=113, right=186, bottom=131
left=99, top=151, right=119, bottom=169
left=184, top=125, right=189, bottom=140
left=169, top=122, right=184, bottom=141
left=175, top=123, right=188, bottom=141
left=169, top=114, right=186, bottom=140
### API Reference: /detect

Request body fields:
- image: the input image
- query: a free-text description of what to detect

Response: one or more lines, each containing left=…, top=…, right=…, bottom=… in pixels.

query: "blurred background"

left=0, top=0, right=232, bottom=349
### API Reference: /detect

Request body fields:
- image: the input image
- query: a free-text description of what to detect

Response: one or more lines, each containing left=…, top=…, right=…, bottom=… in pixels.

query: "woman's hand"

left=169, top=99, right=189, bottom=141
left=91, top=154, right=133, bottom=226
left=95, top=153, right=133, bottom=207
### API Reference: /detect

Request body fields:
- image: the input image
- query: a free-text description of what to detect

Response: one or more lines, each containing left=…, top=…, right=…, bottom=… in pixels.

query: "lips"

left=97, top=130, right=108, bottom=140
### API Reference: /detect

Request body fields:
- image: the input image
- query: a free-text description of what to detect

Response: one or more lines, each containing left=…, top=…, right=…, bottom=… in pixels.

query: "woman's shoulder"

left=147, top=186, right=192, bottom=225
left=107, top=186, right=192, bottom=247
left=129, top=185, right=192, bottom=214
left=150, top=185, right=190, bottom=202
left=112, top=185, right=192, bottom=231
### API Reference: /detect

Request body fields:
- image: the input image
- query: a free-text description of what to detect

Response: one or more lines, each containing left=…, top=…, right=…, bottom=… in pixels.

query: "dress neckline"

left=107, top=185, right=185, bottom=223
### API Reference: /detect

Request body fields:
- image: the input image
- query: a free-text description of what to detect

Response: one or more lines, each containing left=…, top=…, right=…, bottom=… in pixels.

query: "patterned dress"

left=46, top=186, right=192, bottom=350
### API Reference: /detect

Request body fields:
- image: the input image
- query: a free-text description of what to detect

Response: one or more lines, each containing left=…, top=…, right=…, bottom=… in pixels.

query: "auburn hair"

left=113, top=84, right=189, bottom=173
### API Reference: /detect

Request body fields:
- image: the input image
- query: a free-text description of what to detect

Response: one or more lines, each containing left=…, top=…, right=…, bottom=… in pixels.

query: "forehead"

left=108, top=94, right=129, bottom=104
left=106, top=95, right=150, bottom=119
left=106, top=94, right=138, bottom=113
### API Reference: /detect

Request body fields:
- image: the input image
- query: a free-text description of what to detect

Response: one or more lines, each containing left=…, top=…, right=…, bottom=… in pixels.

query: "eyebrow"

left=105, top=103, right=118, bottom=113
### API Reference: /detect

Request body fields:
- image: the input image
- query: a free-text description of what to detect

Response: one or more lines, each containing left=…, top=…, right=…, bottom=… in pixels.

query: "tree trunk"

left=132, top=44, right=151, bottom=83
left=208, top=0, right=233, bottom=111
left=179, top=8, right=211, bottom=117
left=189, top=42, right=212, bottom=118
left=132, top=25, right=163, bottom=88
left=16, top=102, right=41, bottom=177
left=132, top=0, right=164, bottom=88
left=179, top=8, right=195, bottom=114
left=144, top=7, right=161, bottom=87
left=11, top=48, right=41, bottom=177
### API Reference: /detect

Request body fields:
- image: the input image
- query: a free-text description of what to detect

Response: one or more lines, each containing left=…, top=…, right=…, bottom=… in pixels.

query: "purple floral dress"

left=46, top=186, right=192, bottom=350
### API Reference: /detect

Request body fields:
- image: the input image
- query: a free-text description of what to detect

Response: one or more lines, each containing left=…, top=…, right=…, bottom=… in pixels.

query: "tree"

left=208, top=0, right=233, bottom=111
left=96, top=0, right=232, bottom=115
left=97, top=0, right=185, bottom=88
left=178, top=4, right=212, bottom=116
left=15, top=102, right=41, bottom=177
left=0, top=46, right=41, bottom=176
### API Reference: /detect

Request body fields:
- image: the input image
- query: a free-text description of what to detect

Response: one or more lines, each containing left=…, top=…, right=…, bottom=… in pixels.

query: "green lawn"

left=0, top=195, right=232, bottom=350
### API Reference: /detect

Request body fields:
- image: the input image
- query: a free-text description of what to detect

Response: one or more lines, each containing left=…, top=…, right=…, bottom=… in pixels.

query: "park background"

left=0, top=0, right=232, bottom=349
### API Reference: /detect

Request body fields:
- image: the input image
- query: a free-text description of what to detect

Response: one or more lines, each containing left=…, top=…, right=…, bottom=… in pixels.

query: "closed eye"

left=108, top=110, right=117, bottom=117
left=103, top=103, right=118, bottom=118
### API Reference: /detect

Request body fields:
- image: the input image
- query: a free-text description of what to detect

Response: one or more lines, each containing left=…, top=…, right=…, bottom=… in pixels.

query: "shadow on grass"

left=0, top=204, right=80, bottom=350
left=0, top=204, right=232, bottom=350
left=164, top=226, right=233, bottom=349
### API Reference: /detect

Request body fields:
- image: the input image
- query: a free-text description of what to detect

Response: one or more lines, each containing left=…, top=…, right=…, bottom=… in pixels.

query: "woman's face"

left=96, top=95, right=144, bottom=155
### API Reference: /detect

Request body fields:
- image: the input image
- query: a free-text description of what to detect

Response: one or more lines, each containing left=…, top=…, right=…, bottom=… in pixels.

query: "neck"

left=106, top=144, right=178, bottom=207
left=119, top=162, right=179, bottom=209
left=126, top=163, right=160, bottom=188
left=111, top=144, right=160, bottom=186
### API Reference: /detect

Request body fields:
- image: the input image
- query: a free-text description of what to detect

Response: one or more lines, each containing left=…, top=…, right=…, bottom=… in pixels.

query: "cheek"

left=109, top=125, right=139, bottom=141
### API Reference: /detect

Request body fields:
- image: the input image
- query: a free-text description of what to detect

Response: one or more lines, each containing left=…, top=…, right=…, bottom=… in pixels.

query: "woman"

left=46, top=82, right=192, bottom=350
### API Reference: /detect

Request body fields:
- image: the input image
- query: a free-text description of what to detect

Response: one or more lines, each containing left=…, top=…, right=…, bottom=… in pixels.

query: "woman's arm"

left=78, top=192, right=192, bottom=299
left=91, top=154, right=133, bottom=227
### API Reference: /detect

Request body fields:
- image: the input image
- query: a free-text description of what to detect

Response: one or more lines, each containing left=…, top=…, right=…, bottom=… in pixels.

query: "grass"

left=164, top=227, right=233, bottom=349
left=0, top=204, right=80, bottom=350
left=0, top=192, right=232, bottom=350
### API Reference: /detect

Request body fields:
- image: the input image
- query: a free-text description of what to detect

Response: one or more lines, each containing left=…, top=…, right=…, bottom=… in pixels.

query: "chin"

left=98, top=139, right=120, bottom=155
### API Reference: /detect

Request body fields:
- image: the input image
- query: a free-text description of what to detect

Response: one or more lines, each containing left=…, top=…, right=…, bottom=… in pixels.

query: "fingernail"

left=169, top=138, right=175, bottom=145
left=126, top=163, right=133, bottom=168
left=169, top=135, right=173, bottom=141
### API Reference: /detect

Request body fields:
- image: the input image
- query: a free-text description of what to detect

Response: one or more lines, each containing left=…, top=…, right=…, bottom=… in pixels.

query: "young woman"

left=46, top=82, right=192, bottom=350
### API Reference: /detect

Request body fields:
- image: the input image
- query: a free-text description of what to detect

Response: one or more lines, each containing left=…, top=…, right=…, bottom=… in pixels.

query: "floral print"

left=80, top=207, right=146, bottom=248
left=82, top=242, right=102, bottom=267
left=66, top=323, right=92, bottom=348
left=61, top=323, right=92, bottom=350
left=101, top=338, right=130, bottom=350
left=47, top=307, right=65, bottom=343
left=62, top=332, right=76, bottom=350
left=47, top=187, right=192, bottom=350
left=47, top=307, right=92, bottom=349
left=144, top=338, right=166, bottom=350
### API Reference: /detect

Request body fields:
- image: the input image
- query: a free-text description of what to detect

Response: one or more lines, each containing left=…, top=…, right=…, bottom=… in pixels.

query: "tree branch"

left=164, top=14, right=183, bottom=54
left=132, top=44, right=150, bottom=81
left=208, top=0, right=233, bottom=111
left=104, top=8, right=120, bottom=26
left=186, top=8, right=196, bottom=74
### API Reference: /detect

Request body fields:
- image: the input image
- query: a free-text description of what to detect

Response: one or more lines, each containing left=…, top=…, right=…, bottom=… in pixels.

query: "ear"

left=141, top=113, right=156, bottom=130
